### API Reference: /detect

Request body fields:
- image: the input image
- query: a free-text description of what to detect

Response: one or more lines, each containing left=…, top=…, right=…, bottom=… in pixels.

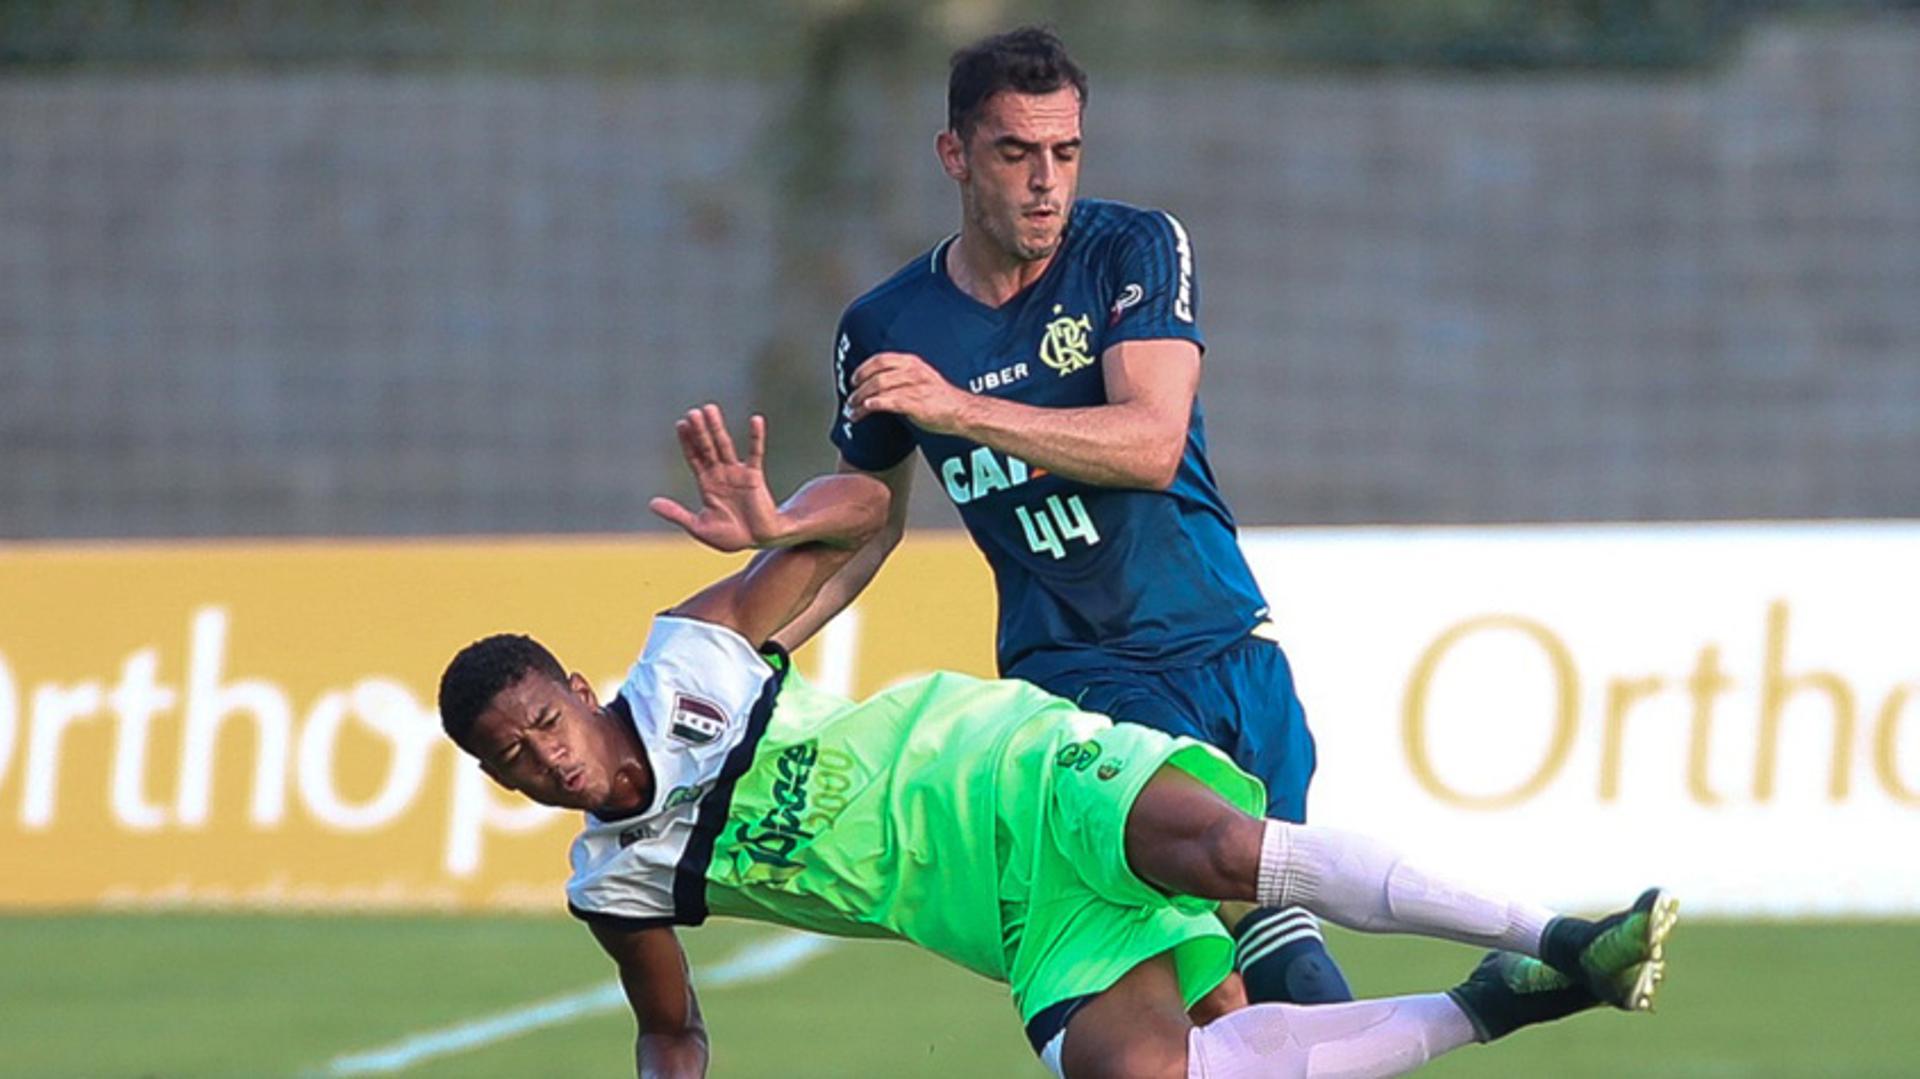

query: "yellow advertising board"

left=7, top=522, right=1915, bottom=916
left=0, top=535, right=996, bottom=911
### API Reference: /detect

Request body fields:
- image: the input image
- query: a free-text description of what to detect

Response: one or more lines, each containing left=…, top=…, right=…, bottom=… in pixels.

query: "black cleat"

left=1541, top=887, right=1680, bottom=1012
left=1446, top=951, right=1599, bottom=1042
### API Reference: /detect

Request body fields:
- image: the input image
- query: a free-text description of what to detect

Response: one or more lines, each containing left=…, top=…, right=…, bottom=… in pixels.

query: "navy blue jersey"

left=831, top=199, right=1270, bottom=682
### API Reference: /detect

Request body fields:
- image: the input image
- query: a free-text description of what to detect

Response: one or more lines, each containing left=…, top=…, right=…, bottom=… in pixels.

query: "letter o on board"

left=1402, top=615, right=1579, bottom=809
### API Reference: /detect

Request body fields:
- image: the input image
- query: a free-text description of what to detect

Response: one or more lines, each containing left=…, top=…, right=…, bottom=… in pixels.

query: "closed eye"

left=994, top=136, right=1039, bottom=163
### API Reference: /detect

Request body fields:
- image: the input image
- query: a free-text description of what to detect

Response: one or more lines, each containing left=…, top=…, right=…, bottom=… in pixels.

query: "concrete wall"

left=3, top=21, right=1915, bottom=537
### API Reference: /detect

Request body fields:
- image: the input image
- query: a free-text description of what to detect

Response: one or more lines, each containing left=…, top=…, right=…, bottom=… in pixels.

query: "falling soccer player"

left=437, top=405, right=1676, bottom=1079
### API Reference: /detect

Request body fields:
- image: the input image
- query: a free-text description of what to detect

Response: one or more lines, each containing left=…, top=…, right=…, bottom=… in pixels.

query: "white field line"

left=321, top=931, right=837, bottom=1076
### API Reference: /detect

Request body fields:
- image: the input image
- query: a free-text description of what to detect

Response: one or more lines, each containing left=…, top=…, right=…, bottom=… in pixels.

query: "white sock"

left=1186, top=994, right=1478, bottom=1079
left=1255, top=820, right=1555, bottom=955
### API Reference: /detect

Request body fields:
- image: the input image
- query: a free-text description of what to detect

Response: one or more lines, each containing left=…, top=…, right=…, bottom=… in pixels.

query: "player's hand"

left=846, top=352, right=972, bottom=435
left=649, top=404, right=785, bottom=552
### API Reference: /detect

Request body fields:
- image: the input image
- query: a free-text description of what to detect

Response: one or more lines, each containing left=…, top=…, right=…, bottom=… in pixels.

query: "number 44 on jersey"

left=939, top=445, right=1102, bottom=560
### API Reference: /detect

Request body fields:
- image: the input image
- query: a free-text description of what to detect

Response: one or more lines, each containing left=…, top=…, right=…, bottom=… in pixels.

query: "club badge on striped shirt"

left=669, top=693, right=727, bottom=746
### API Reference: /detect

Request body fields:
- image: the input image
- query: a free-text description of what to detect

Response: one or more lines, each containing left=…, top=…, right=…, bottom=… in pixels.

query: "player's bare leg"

left=1056, top=954, right=1196, bottom=1079
left=1187, top=972, right=1246, bottom=1025
left=1123, top=765, right=1676, bottom=1011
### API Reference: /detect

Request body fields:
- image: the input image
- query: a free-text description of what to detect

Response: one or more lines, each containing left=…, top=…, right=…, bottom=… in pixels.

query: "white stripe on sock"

left=1236, top=909, right=1321, bottom=953
left=1236, top=923, right=1325, bottom=969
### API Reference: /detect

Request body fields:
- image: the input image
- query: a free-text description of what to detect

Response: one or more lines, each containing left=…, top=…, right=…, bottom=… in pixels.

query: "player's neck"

left=947, top=231, right=1056, bottom=309
left=595, top=710, right=654, bottom=816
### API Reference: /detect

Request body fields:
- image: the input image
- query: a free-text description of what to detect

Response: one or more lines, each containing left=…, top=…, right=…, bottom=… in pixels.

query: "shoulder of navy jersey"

left=1063, top=197, right=1157, bottom=243
left=830, top=242, right=954, bottom=472
left=1058, top=198, right=1171, bottom=257
left=1065, top=198, right=1202, bottom=343
left=838, top=240, right=949, bottom=343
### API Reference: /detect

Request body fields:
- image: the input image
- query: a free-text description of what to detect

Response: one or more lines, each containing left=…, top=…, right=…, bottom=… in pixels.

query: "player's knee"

left=1198, top=812, right=1258, bottom=898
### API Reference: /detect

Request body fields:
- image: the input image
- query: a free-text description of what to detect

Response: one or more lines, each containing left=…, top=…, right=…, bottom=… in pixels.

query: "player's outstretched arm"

left=763, top=454, right=915, bottom=653
left=588, top=923, right=709, bottom=1079
left=654, top=404, right=890, bottom=647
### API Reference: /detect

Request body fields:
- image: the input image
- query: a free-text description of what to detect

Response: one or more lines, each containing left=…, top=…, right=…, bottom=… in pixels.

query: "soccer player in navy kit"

left=777, top=27, right=1354, bottom=1008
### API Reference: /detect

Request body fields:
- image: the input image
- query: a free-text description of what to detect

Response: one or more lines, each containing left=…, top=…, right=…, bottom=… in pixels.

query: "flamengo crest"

left=1038, top=304, right=1094, bottom=376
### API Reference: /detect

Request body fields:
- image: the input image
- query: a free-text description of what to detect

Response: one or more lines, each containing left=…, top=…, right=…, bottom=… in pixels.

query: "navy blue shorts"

left=1034, top=634, right=1318, bottom=822
left=1023, top=993, right=1092, bottom=1060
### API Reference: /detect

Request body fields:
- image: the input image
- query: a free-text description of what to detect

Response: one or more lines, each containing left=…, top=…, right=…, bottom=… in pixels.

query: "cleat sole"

left=1624, top=892, right=1680, bottom=1012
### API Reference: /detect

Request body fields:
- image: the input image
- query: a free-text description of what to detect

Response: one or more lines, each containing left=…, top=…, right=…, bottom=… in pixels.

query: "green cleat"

left=1541, top=887, right=1680, bottom=1012
left=1446, top=951, right=1600, bottom=1042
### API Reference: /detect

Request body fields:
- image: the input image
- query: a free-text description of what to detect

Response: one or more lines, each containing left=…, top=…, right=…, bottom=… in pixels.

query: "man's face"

left=944, top=87, right=1083, bottom=263
left=465, top=671, right=617, bottom=812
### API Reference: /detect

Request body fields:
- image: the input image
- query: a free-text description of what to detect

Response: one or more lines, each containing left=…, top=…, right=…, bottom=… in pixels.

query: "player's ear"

left=936, top=128, right=969, bottom=182
left=569, top=671, right=600, bottom=710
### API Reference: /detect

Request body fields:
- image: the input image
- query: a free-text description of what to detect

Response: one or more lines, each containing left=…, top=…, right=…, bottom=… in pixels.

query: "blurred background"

left=3, top=2, right=1918, bottom=1076
left=5, top=0, right=1916, bottom=538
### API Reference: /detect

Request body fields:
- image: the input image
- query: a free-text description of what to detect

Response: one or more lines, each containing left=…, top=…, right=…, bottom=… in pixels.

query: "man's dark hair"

left=438, top=633, right=568, bottom=750
left=947, top=25, right=1088, bottom=137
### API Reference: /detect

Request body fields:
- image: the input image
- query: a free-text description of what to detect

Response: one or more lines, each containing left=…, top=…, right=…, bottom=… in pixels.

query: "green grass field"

left=2, top=912, right=1910, bottom=1077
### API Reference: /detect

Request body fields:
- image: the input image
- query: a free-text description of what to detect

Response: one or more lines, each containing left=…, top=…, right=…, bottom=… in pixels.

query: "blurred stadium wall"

left=3, top=0, right=1917, bottom=539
